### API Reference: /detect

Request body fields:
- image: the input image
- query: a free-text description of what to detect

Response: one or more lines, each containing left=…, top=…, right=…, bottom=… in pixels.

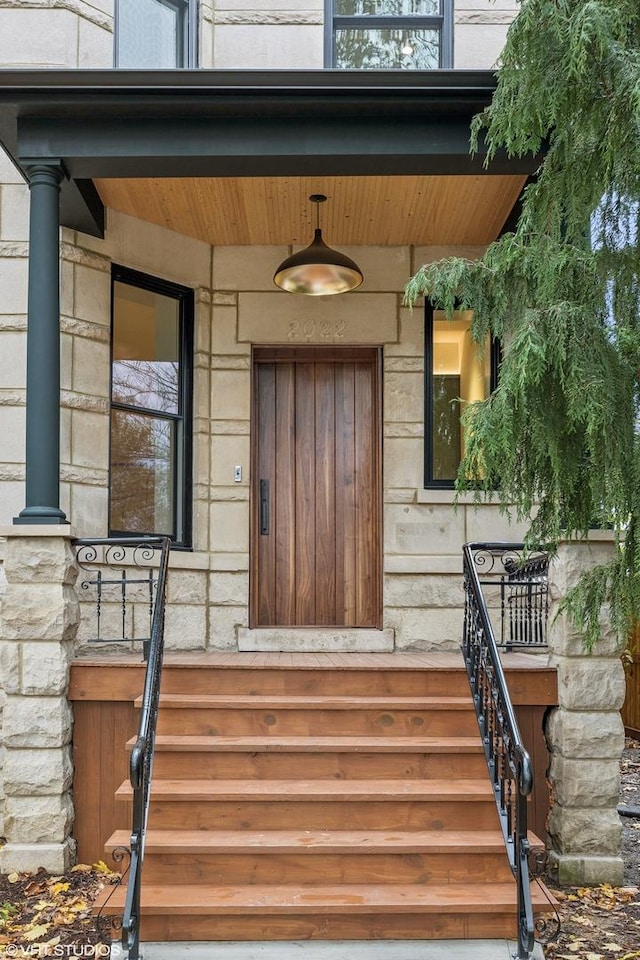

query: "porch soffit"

left=94, top=174, right=527, bottom=247
left=0, top=69, right=541, bottom=240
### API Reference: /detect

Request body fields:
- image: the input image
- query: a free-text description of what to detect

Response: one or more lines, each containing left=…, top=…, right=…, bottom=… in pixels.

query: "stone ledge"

left=548, top=851, right=624, bottom=886
left=0, top=525, right=74, bottom=538
left=0, top=839, right=75, bottom=875
left=384, top=555, right=462, bottom=574
left=238, top=627, right=395, bottom=653
left=211, top=552, right=249, bottom=572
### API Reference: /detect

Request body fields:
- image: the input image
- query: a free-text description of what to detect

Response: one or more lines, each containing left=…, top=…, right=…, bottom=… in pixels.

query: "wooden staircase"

left=101, top=655, right=550, bottom=941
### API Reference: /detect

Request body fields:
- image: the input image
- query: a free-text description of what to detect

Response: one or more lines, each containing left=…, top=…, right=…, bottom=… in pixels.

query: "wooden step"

left=156, top=656, right=474, bottom=698
left=116, top=778, right=498, bottom=830
left=96, top=880, right=551, bottom=941
left=99, top=656, right=553, bottom=945
left=151, top=696, right=477, bottom=737
left=141, top=735, right=487, bottom=780
left=105, top=828, right=514, bottom=884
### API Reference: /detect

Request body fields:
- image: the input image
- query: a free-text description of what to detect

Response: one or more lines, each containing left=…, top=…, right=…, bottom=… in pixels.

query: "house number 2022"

left=287, top=317, right=346, bottom=342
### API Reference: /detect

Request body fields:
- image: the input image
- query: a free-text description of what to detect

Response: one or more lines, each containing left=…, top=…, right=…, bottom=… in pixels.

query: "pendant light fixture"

left=273, top=194, right=363, bottom=296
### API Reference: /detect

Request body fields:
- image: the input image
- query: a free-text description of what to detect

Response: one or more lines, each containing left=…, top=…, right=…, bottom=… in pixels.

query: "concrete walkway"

left=111, top=940, right=546, bottom=960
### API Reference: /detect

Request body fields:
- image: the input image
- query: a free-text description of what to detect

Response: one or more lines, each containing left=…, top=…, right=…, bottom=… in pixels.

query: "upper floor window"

left=425, top=303, right=500, bottom=488
left=110, top=266, right=193, bottom=545
left=115, top=0, right=198, bottom=68
left=327, top=0, right=453, bottom=69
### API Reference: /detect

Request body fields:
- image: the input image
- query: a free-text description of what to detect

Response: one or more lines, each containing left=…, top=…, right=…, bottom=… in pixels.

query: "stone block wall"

left=546, top=537, right=626, bottom=885
left=0, top=0, right=519, bottom=75
left=41, top=217, right=529, bottom=655
left=0, top=530, right=78, bottom=873
left=202, top=0, right=518, bottom=70
left=454, top=0, right=519, bottom=68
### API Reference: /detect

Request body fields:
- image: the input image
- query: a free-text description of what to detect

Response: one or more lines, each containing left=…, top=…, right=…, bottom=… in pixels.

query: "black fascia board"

left=0, top=69, right=541, bottom=238
left=17, top=115, right=536, bottom=180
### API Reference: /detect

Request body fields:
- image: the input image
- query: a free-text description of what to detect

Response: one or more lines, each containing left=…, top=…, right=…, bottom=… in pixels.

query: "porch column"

left=14, top=160, right=67, bottom=525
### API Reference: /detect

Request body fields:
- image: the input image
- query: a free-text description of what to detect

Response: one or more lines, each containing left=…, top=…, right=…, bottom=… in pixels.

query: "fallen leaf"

left=585, top=954, right=603, bottom=960
left=50, top=882, right=69, bottom=897
left=602, top=944, right=623, bottom=951
left=92, top=860, right=111, bottom=875
left=23, top=923, right=51, bottom=941
left=24, top=878, right=48, bottom=897
left=7, top=873, right=19, bottom=884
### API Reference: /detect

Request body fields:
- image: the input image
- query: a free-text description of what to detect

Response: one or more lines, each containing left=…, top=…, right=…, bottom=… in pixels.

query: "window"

left=110, top=266, right=193, bottom=544
left=425, top=303, right=500, bottom=488
left=115, top=0, right=198, bottom=68
left=327, top=0, right=452, bottom=69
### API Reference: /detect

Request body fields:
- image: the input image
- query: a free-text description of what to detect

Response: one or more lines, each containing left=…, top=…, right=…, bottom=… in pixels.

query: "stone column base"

left=0, top=839, right=76, bottom=874
left=548, top=850, right=624, bottom=886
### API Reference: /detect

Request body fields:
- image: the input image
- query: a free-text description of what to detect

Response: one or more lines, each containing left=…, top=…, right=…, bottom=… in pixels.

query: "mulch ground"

left=0, top=861, right=120, bottom=957
left=0, top=739, right=639, bottom=958
left=541, top=738, right=640, bottom=960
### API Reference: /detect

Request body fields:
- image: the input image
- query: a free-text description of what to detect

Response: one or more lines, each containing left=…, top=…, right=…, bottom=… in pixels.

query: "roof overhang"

left=0, top=69, right=540, bottom=241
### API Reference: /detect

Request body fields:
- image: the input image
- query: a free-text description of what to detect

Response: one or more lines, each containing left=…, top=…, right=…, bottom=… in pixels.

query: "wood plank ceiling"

left=95, top=175, right=526, bottom=247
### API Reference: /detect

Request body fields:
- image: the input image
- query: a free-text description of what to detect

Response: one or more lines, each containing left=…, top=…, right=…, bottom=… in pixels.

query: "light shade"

left=273, top=195, right=363, bottom=295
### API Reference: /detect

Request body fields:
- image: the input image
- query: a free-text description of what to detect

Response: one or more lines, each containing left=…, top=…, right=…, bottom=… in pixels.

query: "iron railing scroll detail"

left=462, top=542, right=549, bottom=960
left=74, top=536, right=171, bottom=960
left=75, top=537, right=170, bottom=659
left=468, top=543, right=549, bottom=649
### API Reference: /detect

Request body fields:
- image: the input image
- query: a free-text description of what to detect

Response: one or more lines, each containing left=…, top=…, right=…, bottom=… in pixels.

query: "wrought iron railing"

left=462, top=542, right=549, bottom=959
left=467, top=542, right=549, bottom=650
left=75, top=537, right=168, bottom=660
left=74, top=536, right=171, bottom=960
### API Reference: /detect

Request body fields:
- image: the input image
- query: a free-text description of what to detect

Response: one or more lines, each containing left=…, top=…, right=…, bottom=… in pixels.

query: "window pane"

left=117, top=0, right=183, bottom=68
left=335, top=28, right=439, bottom=69
left=112, top=281, right=180, bottom=415
left=110, top=411, right=175, bottom=535
left=336, top=0, right=439, bottom=15
left=431, top=310, right=491, bottom=483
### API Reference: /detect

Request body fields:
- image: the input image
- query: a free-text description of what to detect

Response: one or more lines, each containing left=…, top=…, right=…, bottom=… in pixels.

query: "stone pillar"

left=0, top=528, right=79, bottom=873
left=546, top=535, right=626, bottom=885
left=14, top=161, right=67, bottom=525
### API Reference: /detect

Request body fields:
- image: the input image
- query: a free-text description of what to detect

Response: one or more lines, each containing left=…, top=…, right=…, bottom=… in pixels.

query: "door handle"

left=260, top=479, right=269, bottom=535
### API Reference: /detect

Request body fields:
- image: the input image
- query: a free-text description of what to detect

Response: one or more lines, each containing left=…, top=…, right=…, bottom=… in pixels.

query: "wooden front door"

left=251, top=346, right=381, bottom=628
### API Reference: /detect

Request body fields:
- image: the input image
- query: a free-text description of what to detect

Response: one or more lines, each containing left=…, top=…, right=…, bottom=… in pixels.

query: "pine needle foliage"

left=405, top=0, right=640, bottom=650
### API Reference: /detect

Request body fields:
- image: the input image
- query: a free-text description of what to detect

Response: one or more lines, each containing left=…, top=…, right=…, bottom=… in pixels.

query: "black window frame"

left=109, top=264, right=194, bottom=547
left=325, top=0, right=453, bottom=69
left=424, top=300, right=500, bottom=489
left=114, top=0, right=199, bottom=68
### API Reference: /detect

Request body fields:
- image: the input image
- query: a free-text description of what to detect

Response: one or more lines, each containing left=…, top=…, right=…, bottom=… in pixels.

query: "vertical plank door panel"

left=256, top=363, right=277, bottom=625
left=314, top=362, right=337, bottom=624
left=335, top=362, right=357, bottom=625
left=275, top=362, right=297, bottom=625
left=354, top=361, right=378, bottom=627
left=295, top=363, right=316, bottom=624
